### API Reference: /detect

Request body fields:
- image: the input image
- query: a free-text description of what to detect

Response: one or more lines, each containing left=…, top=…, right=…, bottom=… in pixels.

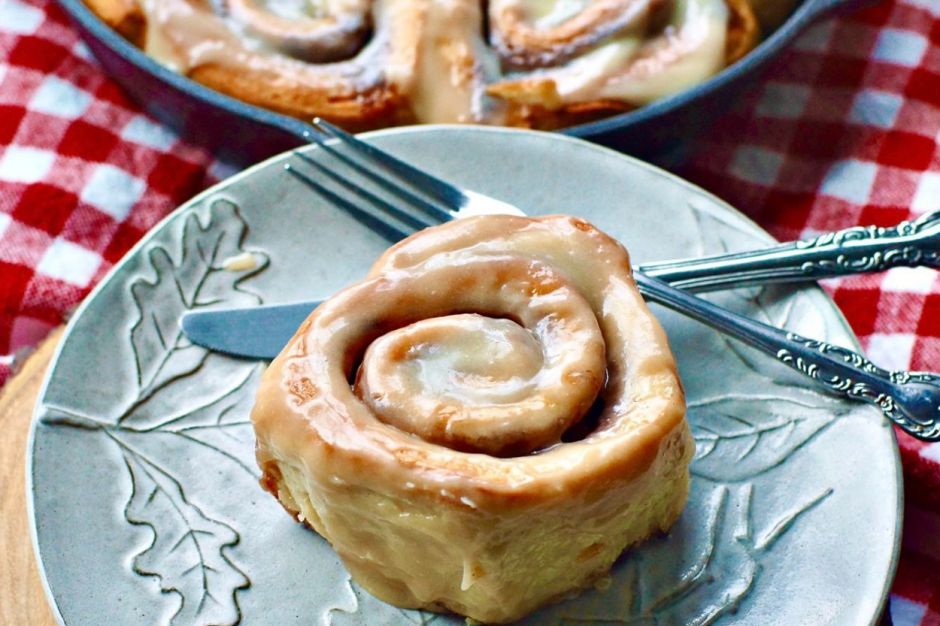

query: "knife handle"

left=641, top=209, right=940, bottom=291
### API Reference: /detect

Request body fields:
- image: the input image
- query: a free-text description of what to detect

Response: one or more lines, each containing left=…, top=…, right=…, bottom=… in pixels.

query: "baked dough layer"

left=251, top=215, right=693, bottom=623
left=84, top=0, right=761, bottom=129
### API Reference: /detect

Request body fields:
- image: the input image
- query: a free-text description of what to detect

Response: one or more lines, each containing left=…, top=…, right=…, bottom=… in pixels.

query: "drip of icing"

left=139, top=0, right=265, bottom=71
left=408, top=0, right=489, bottom=123
left=460, top=558, right=485, bottom=591
left=222, top=252, right=258, bottom=271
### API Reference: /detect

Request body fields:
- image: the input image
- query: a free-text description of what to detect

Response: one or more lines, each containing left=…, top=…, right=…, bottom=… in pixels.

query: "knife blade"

left=180, top=301, right=317, bottom=360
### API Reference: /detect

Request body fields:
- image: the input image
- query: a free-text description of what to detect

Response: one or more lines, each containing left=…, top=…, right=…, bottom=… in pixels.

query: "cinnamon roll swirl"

left=251, top=215, right=693, bottom=623
left=85, top=0, right=766, bottom=129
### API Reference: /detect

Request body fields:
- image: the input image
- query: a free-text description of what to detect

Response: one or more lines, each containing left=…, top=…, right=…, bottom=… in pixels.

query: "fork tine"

left=285, top=164, right=411, bottom=244
left=308, top=123, right=453, bottom=226
left=312, top=118, right=459, bottom=223
left=293, top=152, right=435, bottom=232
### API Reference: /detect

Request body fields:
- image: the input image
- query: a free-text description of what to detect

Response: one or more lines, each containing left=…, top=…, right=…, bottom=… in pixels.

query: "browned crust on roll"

left=83, top=0, right=145, bottom=46
left=491, top=0, right=663, bottom=70
left=505, top=100, right=636, bottom=131
left=188, top=64, right=414, bottom=131
left=487, top=79, right=637, bottom=130
left=725, top=0, right=761, bottom=65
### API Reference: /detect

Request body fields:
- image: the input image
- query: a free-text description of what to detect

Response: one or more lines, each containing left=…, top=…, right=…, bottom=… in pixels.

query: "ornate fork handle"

left=635, top=273, right=940, bottom=441
left=642, top=210, right=940, bottom=292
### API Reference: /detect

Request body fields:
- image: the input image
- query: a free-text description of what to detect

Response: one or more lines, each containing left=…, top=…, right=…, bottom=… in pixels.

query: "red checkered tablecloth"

left=681, top=0, right=940, bottom=620
left=0, top=0, right=938, bottom=621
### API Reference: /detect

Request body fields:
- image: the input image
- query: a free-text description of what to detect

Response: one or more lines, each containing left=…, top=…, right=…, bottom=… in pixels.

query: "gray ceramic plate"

left=29, top=127, right=900, bottom=625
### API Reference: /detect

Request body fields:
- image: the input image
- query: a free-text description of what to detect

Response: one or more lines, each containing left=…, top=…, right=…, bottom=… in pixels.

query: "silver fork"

left=279, top=118, right=940, bottom=441
left=295, top=119, right=940, bottom=290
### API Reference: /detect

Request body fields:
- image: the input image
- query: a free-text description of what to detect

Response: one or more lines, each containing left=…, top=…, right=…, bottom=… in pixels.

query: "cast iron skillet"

left=56, top=0, right=865, bottom=166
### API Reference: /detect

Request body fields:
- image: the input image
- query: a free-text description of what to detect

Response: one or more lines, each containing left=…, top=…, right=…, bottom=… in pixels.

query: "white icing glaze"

left=490, top=0, right=728, bottom=107
left=355, top=274, right=607, bottom=454
left=221, top=252, right=259, bottom=271
left=408, top=0, right=488, bottom=123
left=595, top=0, right=728, bottom=103
left=502, top=0, right=594, bottom=28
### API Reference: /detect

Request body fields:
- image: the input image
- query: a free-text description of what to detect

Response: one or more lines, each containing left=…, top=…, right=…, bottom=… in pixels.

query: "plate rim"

left=26, top=124, right=903, bottom=625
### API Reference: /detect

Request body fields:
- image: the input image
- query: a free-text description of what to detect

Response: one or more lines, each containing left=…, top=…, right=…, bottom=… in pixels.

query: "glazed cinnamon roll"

left=84, top=0, right=765, bottom=129
left=488, top=0, right=758, bottom=122
left=251, top=215, right=693, bottom=623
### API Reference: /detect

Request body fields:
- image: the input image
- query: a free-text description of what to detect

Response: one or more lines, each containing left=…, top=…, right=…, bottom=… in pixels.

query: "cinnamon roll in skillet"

left=84, top=0, right=767, bottom=129
left=250, top=215, right=693, bottom=623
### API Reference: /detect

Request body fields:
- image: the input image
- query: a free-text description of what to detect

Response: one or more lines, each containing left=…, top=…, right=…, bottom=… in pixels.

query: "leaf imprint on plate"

left=41, top=197, right=269, bottom=626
